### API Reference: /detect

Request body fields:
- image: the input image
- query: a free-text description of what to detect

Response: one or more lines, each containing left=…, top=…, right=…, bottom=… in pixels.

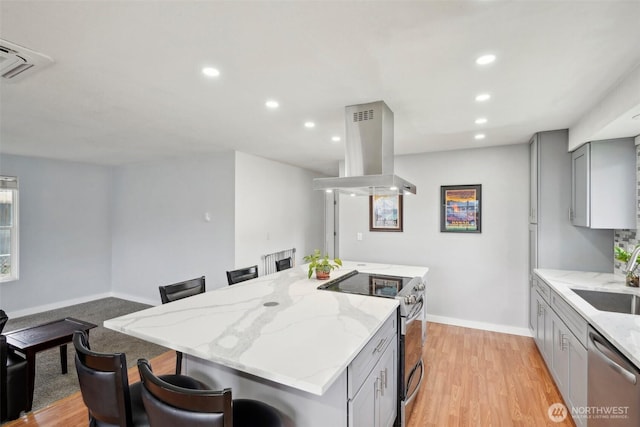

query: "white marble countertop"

left=105, top=261, right=428, bottom=396
left=534, top=269, right=640, bottom=368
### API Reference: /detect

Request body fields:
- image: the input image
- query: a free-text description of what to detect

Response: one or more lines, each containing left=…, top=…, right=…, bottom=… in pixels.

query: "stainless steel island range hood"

left=313, top=100, right=416, bottom=196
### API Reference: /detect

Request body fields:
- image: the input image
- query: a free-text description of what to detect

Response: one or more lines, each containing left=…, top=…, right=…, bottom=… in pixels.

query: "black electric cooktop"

left=317, top=270, right=413, bottom=298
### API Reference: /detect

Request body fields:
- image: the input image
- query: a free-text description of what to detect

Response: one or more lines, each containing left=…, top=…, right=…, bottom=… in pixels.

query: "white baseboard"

left=6, top=292, right=159, bottom=319
left=110, top=291, right=158, bottom=307
left=427, top=314, right=532, bottom=337
left=6, top=292, right=112, bottom=319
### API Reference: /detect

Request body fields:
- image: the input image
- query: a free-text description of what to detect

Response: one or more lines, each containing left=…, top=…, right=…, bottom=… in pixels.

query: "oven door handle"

left=405, top=358, right=424, bottom=405
left=406, top=298, right=424, bottom=322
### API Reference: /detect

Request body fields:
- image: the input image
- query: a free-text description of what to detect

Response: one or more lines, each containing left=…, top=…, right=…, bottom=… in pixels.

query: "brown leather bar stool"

left=226, top=265, right=258, bottom=285
left=158, top=276, right=206, bottom=374
left=73, top=331, right=208, bottom=427
left=275, top=257, right=292, bottom=272
left=138, top=358, right=284, bottom=427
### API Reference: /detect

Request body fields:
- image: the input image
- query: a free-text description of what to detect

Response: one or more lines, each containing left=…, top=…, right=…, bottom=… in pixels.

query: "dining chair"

left=73, top=330, right=208, bottom=427
left=275, top=257, right=292, bottom=272
left=226, top=265, right=258, bottom=285
left=158, top=276, right=206, bottom=374
left=138, top=358, right=284, bottom=427
left=1, top=334, right=29, bottom=422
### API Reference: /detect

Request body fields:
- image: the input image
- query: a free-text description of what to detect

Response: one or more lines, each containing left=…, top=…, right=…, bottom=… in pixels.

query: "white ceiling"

left=1, top=1, right=640, bottom=175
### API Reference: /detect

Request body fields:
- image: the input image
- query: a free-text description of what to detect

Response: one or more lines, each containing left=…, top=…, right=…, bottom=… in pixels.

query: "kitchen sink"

left=571, top=288, right=640, bottom=315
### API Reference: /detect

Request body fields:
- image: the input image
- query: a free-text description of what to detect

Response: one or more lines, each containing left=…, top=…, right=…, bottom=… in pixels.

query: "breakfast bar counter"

left=104, top=261, right=428, bottom=426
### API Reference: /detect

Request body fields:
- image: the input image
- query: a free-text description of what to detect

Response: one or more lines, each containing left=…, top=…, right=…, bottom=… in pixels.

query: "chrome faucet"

left=624, top=246, right=640, bottom=275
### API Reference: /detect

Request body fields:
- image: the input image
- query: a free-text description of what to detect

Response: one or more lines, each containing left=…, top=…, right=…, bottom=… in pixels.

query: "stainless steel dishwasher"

left=588, top=326, right=639, bottom=426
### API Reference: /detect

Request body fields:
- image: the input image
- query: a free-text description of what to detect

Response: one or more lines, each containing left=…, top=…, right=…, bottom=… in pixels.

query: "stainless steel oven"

left=317, top=270, right=426, bottom=427
left=400, top=293, right=425, bottom=425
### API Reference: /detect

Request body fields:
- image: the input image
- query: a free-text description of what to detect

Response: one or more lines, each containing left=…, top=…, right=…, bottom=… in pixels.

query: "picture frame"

left=369, top=194, right=403, bottom=232
left=440, top=184, right=481, bottom=233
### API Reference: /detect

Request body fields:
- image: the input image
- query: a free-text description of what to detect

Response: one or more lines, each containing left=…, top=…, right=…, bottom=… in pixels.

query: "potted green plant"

left=614, top=245, right=640, bottom=287
left=303, top=249, right=342, bottom=280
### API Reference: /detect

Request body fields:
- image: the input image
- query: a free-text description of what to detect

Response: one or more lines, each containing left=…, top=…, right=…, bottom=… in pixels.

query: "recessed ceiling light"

left=325, top=189, right=333, bottom=193
left=265, top=100, right=279, bottom=109
left=475, top=133, right=486, bottom=140
left=304, top=121, right=315, bottom=128
left=475, top=117, right=488, bottom=125
left=331, top=136, right=341, bottom=143
left=475, top=93, right=491, bottom=102
left=390, top=186, right=398, bottom=191
left=476, top=54, right=496, bottom=65
left=202, top=67, right=220, bottom=77
left=350, top=193, right=356, bottom=197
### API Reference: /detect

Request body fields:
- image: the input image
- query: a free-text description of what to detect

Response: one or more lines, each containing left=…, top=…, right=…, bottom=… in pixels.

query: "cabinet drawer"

left=533, top=277, right=551, bottom=303
left=551, top=290, right=588, bottom=348
left=348, top=314, right=397, bottom=399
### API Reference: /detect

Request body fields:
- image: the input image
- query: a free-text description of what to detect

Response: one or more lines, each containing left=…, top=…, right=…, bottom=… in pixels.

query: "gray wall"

left=0, top=155, right=113, bottom=314
left=0, top=150, right=326, bottom=315
left=110, top=153, right=236, bottom=303
left=234, top=152, right=325, bottom=271
left=339, top=144, right=530, bottom=333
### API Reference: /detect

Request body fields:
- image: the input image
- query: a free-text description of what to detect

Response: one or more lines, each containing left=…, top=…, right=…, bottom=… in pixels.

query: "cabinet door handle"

left=383, top=367, right=388, bottom=389
left=379, top=371, right=385, bottom=397
left=558, top=332, right=568, bottom=351
left=373, top=338, right=386, bottom=354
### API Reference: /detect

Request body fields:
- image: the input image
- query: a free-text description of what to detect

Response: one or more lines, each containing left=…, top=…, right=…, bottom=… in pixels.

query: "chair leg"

left=175, top=351, right=182, bottom=375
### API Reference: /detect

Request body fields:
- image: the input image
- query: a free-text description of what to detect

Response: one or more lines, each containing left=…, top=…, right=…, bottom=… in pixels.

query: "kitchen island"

left=105, top=261, right=428, bottom=426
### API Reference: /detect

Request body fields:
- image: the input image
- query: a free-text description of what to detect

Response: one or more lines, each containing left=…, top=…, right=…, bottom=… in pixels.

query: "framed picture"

left=440, top=184, right=481, bottom=233
left=369, top=194, right=403, bottom=232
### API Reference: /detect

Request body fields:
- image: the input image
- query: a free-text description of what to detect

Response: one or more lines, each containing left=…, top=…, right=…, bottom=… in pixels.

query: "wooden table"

left=3, top=317, right=97, bottom=411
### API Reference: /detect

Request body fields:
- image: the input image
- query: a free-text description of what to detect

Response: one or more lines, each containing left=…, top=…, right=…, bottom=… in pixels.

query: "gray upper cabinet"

left=530, top=134, right=538, bottom=224
left=528, top=130, right=612, bottom=277
left=570, top=145, right=589, bottom=227
left=571, top=138, right=636, bottom=229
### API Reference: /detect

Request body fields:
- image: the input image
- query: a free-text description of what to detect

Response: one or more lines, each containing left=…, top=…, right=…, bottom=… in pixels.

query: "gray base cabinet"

left=348, top=315, right=397, bottom=427
left=568, top=333, right=588, bottom=427
left=530, top=278, right=552, bottom=364
left=530, top=274, right=588, bottom=427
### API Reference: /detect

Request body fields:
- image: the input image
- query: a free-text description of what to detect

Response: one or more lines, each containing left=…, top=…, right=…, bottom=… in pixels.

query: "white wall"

left=569, top=61, right=640, bottom=150
left=339, top=144, right=530, bottom=334
left=110, top=153, right=236, bottom=304
left=0, top=155, right=113, bottom=314
left=234, top=152, right=325, bottom=272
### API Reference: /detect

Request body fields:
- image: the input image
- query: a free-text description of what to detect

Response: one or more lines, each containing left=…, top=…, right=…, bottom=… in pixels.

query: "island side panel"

left=186, top=354, right=348, bottom=427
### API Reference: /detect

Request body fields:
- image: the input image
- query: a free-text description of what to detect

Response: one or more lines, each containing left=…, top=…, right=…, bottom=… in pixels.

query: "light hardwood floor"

left=5, top=322, right=574, bottom=427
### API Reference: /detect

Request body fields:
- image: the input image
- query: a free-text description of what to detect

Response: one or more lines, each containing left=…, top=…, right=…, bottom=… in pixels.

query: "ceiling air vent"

left=0, top=39, right=53, bottom=81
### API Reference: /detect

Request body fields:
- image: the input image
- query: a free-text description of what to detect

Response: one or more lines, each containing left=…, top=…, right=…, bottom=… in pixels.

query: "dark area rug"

left=3, top=297, right=168, bottom=413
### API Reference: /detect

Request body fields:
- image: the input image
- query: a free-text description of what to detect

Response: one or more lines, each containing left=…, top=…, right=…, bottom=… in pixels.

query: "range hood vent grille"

left=313, top=100, right=417, bottom=196
left=353, top=109, right=374, bottom=122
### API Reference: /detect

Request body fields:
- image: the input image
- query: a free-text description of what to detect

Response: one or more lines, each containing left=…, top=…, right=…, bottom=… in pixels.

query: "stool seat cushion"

left=233, top=399, right=284, bottom=427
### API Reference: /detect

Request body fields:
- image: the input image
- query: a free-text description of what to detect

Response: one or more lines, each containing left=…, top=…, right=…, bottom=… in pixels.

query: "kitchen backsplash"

left=613, top=143, right=640, bottom=275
